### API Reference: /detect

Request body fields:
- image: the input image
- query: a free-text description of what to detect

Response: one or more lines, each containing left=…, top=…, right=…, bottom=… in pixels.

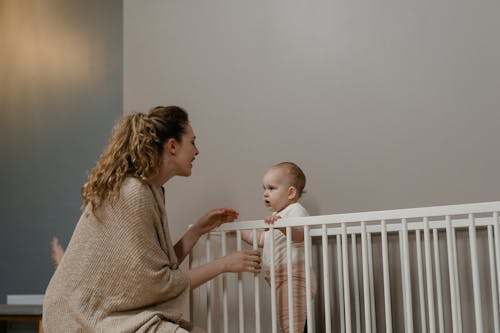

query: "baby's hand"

left=264, top=215, right=281, bottom=225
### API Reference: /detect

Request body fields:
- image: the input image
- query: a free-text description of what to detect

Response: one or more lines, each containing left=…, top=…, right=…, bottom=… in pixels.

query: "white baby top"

left=262, top=202, right=309, bottom=270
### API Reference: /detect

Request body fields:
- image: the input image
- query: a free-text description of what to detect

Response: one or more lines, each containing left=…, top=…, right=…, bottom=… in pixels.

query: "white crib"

left=189, top=201, right=500, bottom=333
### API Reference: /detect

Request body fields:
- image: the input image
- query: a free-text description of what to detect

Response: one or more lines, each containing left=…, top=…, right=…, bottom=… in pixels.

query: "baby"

left=240, top=162, right=316, bottom=333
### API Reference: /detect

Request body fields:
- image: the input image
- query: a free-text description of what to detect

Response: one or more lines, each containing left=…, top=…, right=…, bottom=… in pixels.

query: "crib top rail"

left=215, top=201, right=500, bottom=232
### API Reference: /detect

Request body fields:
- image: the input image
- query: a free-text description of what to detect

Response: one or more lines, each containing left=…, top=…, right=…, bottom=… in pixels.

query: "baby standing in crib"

left=240, top=162, right=317, bottom=333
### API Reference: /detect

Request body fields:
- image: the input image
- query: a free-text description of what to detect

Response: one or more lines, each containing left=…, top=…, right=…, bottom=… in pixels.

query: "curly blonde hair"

left=82, top=106, right=189, bottom=210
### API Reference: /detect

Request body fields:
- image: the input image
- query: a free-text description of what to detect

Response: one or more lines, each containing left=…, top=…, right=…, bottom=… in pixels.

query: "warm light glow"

left=4, top=1, right=101, bottom=84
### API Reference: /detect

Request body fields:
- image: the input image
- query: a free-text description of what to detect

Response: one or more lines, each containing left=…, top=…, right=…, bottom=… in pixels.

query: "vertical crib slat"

left=361, top=222, right=371, bottom=333
left=206, top=234, right=212, bottom=333
left=445, top=216, right=459, bottom=332
left=352, top=233, right=361, bottom=333
left=252, top=229, right=261, bottom=333
left=337, top=234, right=345, bottom=333
left=402, top=218, right=414, bottom=333
left=286, top=227, right=295, bottom=333
left=432, top=229, right=444, bottom=333
left=415, top=230, right=426, bottom=333
left=367, top=233, right=376, bottom=333
left=399, top=231, right=408, bottom=332
left=494, top=212, right=500, bottom=311
left=322, top=225, right=332, bottom=333
left=342, top=223, right=352, bottom=333
left=269, top=226, right=277, bottom=333
left=468, top=214, right=483, bottom=333
left=304, top=225, right=314, bottom=333
left=381, top=220, right=392, bottom=333
left=487, top=225, right=500, bottom=333
left=423, top=218, right=436, bottom=333
left=451, top=223, right=462, bottom=333
left=221, top=232, right=228, bottom=333
left=236, top=230, right=244, bottom=333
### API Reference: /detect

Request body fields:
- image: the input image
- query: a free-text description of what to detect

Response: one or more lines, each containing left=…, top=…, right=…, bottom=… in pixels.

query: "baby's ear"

left=287, top=186, right=298, bottom=200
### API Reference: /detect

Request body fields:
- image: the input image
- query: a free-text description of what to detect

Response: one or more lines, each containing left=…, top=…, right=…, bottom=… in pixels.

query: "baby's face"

left=262, top=167, right=293, bottom=213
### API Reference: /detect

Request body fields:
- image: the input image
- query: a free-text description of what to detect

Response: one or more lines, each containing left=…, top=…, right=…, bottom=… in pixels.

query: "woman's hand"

left=192, top=208, right=239, bottom=237
left=189, top=249, right=262, bottom=289
left=219, top=250, right=261, bottom=274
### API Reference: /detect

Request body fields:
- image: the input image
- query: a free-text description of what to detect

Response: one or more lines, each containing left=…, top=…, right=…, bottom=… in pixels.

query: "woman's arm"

left=189, top=250, right=261, bottom=289
left=174, top=226, right=201, bottom=263
left=174, top=208, right=239, bottom=262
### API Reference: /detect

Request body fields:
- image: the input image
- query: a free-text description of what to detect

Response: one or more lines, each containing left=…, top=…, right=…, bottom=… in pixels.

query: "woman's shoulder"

left=120, top=177, right=154, bottom=201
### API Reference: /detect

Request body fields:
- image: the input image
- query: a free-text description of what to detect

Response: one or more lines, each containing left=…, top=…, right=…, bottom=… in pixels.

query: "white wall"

left=124, top=0, right=500, bottom=330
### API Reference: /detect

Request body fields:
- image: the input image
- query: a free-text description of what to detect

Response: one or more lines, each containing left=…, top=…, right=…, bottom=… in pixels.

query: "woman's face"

left=174, top=124, right=199, bottom=177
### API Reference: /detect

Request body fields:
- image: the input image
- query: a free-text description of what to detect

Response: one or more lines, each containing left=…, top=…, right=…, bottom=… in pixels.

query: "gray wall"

left=0, top=0, right=123, bottom=312
left=124, top=0, right=500, bottom=331
left=124, top=0, right=500, bottom=250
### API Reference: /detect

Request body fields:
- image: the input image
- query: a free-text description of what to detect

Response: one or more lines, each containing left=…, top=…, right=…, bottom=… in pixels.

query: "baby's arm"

left=240, top=230, right=265, bottom=247
left=264, top=216, right=304, bottom=243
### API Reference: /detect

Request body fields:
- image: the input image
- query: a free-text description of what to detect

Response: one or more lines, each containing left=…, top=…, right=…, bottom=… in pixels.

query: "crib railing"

left=189, top=201, right=500, bottom=333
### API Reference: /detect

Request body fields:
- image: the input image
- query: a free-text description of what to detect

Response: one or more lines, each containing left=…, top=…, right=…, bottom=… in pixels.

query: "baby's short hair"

left=274, top=162, right=306, bottom=198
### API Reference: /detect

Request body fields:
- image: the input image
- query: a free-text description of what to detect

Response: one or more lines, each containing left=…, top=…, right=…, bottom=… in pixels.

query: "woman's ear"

left=288, top=186, right=298, bottom=200
left=165, top=138, right=177, bottom=155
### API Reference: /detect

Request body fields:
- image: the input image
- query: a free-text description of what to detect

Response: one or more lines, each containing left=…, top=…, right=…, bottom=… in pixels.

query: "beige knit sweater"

left=43, top=178, right=190, bottom=332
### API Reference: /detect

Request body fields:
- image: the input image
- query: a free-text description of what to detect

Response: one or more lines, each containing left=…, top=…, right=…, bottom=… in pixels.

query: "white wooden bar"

left=206, top=234, right=212, bottom=333
left=269, top=226, right=277, bottom=333
left=252, top=229, right=261, bottom=333
left=381, top=220, right=392, bottom=333
left=215, top=215, right=498, bottom=238
left=286, top=227, right=294, bottom=333
left=351, top=233, right=361, bottom=333
left=445, top=216, right=459, bottom=332
left=494, top=212, right=500, bottom=311
left=367, top=233, right=376, bottom=333
left=399, top=231, right=407, bottom=331
left=402, top=219, right=414, bottom=333
left=221, top=231, right=228, bottom=333
left=423, top=218, right=436, bottom=333
left=487, top=225, right=499, bottom=333
left=236, top=230, right=244, bottom=333
left=432, top=228, right=444, bottom=333
left=451, top=222, right=462, bottom=333
left=337, top=234, right=345, bottom=333
left=468, top=214, right=483, bottom=333
left=361, top=222, right=371, bottom=333
left=304, top=225, right=313, bottom=333
left=342, top=223, right=352, bottom=333
left=321, top=224, right=332, bottom=333
left=216, top=202, right=500, bottom=231
left=415, top=230, right=426, bottom=333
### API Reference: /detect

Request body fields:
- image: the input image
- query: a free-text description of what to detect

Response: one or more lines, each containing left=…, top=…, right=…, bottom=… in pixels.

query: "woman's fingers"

left=243, top=250, right=261, bottom=273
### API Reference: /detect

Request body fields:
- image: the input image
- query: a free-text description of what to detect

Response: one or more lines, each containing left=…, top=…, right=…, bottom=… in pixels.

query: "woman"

left=43, top=106, right=261, bottom=333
